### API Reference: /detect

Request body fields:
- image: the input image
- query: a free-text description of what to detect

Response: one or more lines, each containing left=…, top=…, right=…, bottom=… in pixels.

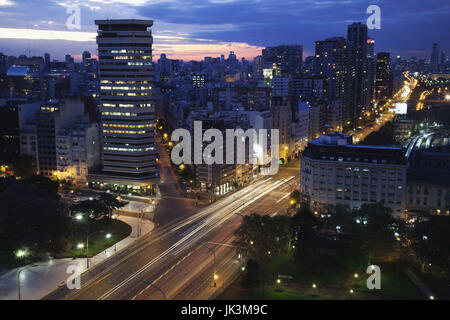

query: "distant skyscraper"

left=431, top=43, right=440, bottom=73
left=92, top=19, right=158, bottom=194
left=253, top=55, right=263, bottom=79
left=346, top=22, right=371, bottom=129
left=44, top=53, right=50, bottom=68
left=375, top=52, right=393, bottom=101
left=82, top=51, right=91, bottom=64
left=366, top=38, right=376, bottom=107
left=65, top=54, right=74, bottom=70
left=158, top=53, right=172, bottom=74
left=262, top=45, right=303, bottom=76
left=314, top=37, right=347, bottom=104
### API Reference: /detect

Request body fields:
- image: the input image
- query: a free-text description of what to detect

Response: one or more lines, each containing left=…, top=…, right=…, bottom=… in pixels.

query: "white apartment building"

left=300, top=133, right=407, bottom=216
left=56, top=116, right=101, bottom=185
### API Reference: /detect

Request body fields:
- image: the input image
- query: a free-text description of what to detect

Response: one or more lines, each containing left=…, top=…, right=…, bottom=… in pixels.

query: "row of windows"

left=102, top=112, right=138, bottom=117
left=102, top=103, right=153, bottom=108
left=102, top=123, right=152, bottom=129
left=99, top=50, right=151, bottom=54
left=100, top=80, right=151, bottom=84
left=100, top=86, right=152, bottom=90
left=104, top=147, right=155, bottom=152
left=108, top=56, right=152, bottom=60
left=103, top=130, right=149, bottom=134
left=99, top=62, right=152, bottom=66
left=101, top=92, right=151, bottom=96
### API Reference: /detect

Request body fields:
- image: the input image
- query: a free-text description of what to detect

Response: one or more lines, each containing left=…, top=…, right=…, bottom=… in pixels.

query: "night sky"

left=0, top=0, right=448, bottom=61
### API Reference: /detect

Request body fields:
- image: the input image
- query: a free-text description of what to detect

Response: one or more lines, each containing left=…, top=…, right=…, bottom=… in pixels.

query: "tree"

left=241, top=259, right=259, bottom=289
left=291, top=207, right=321, bottom=268
left=411, top=216, right=450, bottom=279
left=320, top=204, right=352, bottom=233
left=24, top=175, right=60, bottom=200
left=234, top=213, right=292, bottom=291
left=234, top=213, right=290, bottom=264
left=291, top=206, right=365, bottom=275
left=11, top=155, right=36, bottom=178
left=351, top=203, right=397, bottom=265
left=99, top=193, right=127, bottom=216
left=71, top=192, right=127, bottom=219
left=0, top=183, right=72, bottom=256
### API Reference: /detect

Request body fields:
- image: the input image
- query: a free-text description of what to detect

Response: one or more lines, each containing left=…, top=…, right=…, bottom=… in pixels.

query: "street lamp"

left=17, top=264, right=38, bottom=300
left=196, top=242, right=217, bottom=288
left=15, top=249, right=27, bottom=258
left=86, top=230, right=108, bottom=268
left=77, top=243, right=84, bottom=257
left=105, top=233, right=118, bottom=252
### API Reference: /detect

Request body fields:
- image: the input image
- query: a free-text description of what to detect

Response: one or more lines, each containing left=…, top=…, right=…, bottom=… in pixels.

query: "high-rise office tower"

left=253, top=55, right=263, bottom=79
left=44, top=53, right=50, bottom=68
left=375, top=52, right=393, bottom=101
left=346, top=22, right=371, bottom=129
left=366, top=38, right=376, bottom=109
left=92, top=19, right=158, bottom=194
left=314, top=37, right=347, bottom=104
left=431, top=43, right=440, bottom=73
left=158, top=53, right=172, bottom=74
left=262, top=45, right=303, bottom=76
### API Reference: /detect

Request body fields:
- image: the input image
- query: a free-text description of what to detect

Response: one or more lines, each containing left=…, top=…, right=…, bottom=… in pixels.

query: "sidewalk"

left=0, top=216, right=154, bottom=300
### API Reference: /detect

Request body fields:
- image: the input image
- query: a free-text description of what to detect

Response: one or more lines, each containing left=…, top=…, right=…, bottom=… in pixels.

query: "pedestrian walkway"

left=0, top=216, right=154, bottom=300
left=403, top=268, right=436, bottom=299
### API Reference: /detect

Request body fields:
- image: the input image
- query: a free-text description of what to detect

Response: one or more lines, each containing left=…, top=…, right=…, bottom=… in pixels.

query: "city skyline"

left=1, top=1, right=450, bottom=304
left=0, top=0, right=449, bottom=61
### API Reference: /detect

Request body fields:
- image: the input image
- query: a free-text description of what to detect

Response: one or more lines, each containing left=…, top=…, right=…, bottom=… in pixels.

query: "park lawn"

left=265, top=254, right=344, bottom=286
left=57, top=218, right=132, bottom=258
left=245, top=289, right=328, bottom=300
left=354, top=263, right=423, bottom=299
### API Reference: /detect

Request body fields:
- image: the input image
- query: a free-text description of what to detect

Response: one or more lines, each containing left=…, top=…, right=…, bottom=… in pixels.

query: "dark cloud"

left=0, top=0, right=449, bottom=59
left=136, top=0, right=450, bottom=57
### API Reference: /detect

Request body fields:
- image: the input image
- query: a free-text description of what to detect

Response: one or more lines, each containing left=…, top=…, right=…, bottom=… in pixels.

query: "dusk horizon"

left=0, top=0, right=449, bottom=61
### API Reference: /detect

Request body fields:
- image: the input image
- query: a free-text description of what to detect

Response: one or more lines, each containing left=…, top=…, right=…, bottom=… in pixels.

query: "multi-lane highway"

left=43, top=162, right=299, bottom=300
left=349, top=71, right=417, bottom=143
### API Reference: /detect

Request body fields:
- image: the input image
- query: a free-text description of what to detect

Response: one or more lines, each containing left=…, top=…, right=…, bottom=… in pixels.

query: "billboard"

left=395, top=102, right=407, bottom=115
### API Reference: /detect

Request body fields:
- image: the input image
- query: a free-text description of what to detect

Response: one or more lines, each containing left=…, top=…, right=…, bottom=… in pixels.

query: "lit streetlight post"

left=86, top=230, right=109, bottom=268
left=17, top=264, right=38, bottom=300
left=196, top=242, right=217, bottom=287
